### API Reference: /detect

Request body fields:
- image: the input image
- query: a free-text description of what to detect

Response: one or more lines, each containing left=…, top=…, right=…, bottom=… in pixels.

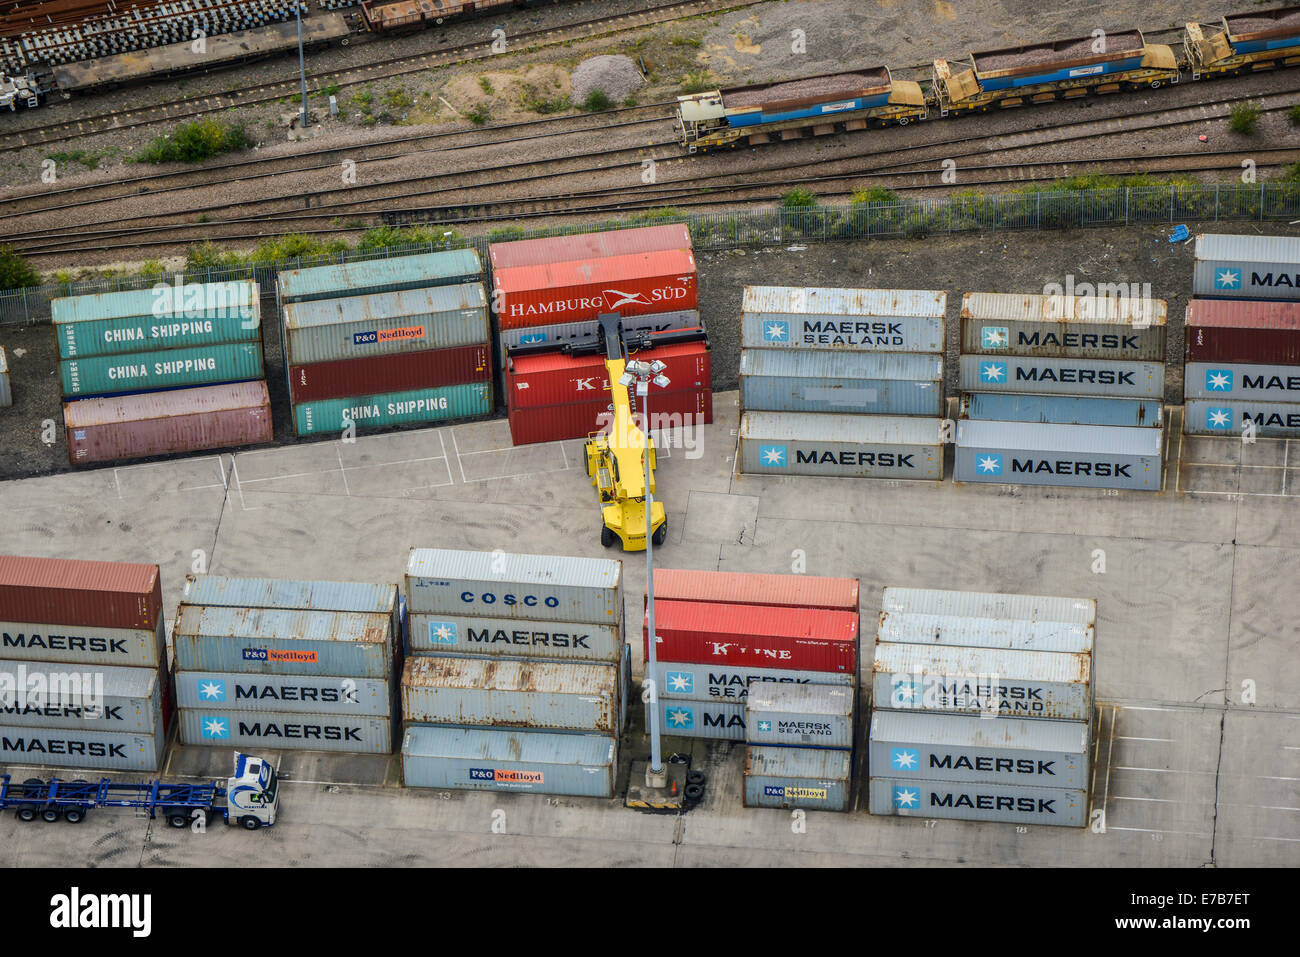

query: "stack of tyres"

left=401, top=548, right=626, bottom=797
left=867, top=586, right=1096, bottom=827
left=172, top=575, right=401, bottom=755
left=0, top=556, right=170, bottom=772
left=53, top=282, right=272, bottom=465
left=955, top=291, right=1168, bottom=490
left=738, top=286, right=946, bottom=480
left=278, top=251, right=493, bottom=436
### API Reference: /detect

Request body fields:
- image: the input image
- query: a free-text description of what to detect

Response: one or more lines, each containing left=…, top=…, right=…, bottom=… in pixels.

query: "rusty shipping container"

left=1185, top=298, right=1300, bottom=364
left=409, top=612, right=621, bottom=662
left=63, top=380, right=273, bottom=466
left=960, top=291, right=1167, bottom=360
left=651, top=660, right=855, bottom=702
left=0, top=556, right=162, bottom=631
left=744, top=745, right=852, bottom=811
left=0, top=659, right=162, bottom=733
left=650, top=696, right=747, bottom=741
left=288, top=343, right=491, bottom=404
left=507, top=338, right=711, bottom=410
left=488, top=224, right=691, bottom=271
left=508, top=388, right=712, bottom=445
left=651, top=568, right=859, bottom=612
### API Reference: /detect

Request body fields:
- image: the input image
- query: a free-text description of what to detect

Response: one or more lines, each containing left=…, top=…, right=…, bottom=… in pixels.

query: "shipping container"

left=877, top=611, right=1094, bottom=654
left=288, top=343, right=490, bottom=404
left=960, top=291, right=1167, bottom=360
left=745, top=684, right=855, bottom=749
left=498, top=311, right=700, bottom=358
left=1183, top=398, right=1300, bottom=437
left=740, top=350, right=943, bottom=416
left=880, top=587, right=1096, bottom=627
left=743, top=745, right=852, bottom=811
left=1184, top=361, right=1300, bottom=401
left=0, top=346, right=9, bottom=408
left=178, top=708, right=392, bottom=753
left=0, top=619, right=165, bottom=669
left=867, top=776, right=1087, bottom=826
left=960, top=392, right=1162, bottom=428
left=650, top=661, right=855, bottom=702
left=174, top=671, right=391, bottom=716
left=0, top=557, right=162, bottom=632
left=508, top=388, right=712, bottom=445
left=648, top=600, right=859, bottom=673
left=650, top=696, right=746, bottom=741
left=64, top=380, right=273, bottom=466
left=651, top=568, right=859, bottom=612
left=409, top=612, right=621, bottom=662
left=1193, top=233, right=1300, bottom=300
left=293, top=382, right=493, bottom=436
left=0, top=659, right=161, bottom=732
left=407, top=549, right=622, bottom=624
left=0, top=722, right=166, bottom=772
left=60, top=342, right=265, bottom=398
left=741, top=286, right=945, bottom=353
left=276, top=249, right=482, bottom=304
left=283, top=284, right=489, bottom=365
left=507, top=339, right=711, bottom=410
left=739, top=411, right=944, bottom=479
left=401, top=725, right=617, bottom=797
left=868, top=710, right=1090, bottom=787
left=872, top=642, right=1092, bottom=720
left=958, top=355, right=1164, bottom=398
left=401, top=657, right=618, bottom=733
left=55, top=302, right=260, bottom=360
left=1185, top=298, right=1300, bottom=364
left=954, top=419, right=1163, bottom=490
left=488, top=224, right=691, bottom=271
left=494, top=250, right=698, bottom=330
left=52, top=281, right=258, bottom=345
left=172, top=606, right=392, bottom=679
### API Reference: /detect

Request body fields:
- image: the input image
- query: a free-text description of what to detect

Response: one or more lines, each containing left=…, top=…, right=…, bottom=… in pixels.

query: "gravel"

left=569, top=54, right=643, bottom=103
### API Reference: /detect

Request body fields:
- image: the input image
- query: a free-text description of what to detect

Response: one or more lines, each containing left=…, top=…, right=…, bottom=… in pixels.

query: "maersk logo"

left=665, top=671, right=693, bottom=694
left=891, top=679, right=920, bottom=708
left=1206, top=407, right=1233, bottom=430
left=428, top=621, right=458, bottom=645
left=1206, top=369, right=1233, bottom=392
left=981, top=326, right=1009, bottom=349
left=200, top=715, right=230, bottom=739
left=756, top=720, right=772, bottom=733
left=519, top=333, right=547, bottom=345
left=975, top=453, right=1003, bottom=476
left=892, top=785, right=921, bottom=809
left=979, top=360, right=1007, bottom=383
left=1214, top=268, right=1242, bottom=290
left=763, top=320, right=790, bottom=343
left=665, top=704, right=694, bottom=729
left=759, top=445, right=787, bottom=467
left=196, top=678, right=226, bottom=702
left=891, top=747, right=920, bottom=771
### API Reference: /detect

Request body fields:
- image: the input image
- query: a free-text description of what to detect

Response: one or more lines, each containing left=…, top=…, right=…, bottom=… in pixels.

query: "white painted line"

left=460, top=464, right=573, bottom=485
left=1284, top=440, right=1290, bottom=496
left=337, top=446, right=351, bottom=497
left=450, top=429, right=467, bottom=484
left=1114, top=766, right=1217, bottom=775
left=218, top=455, right=228, bottom=490
left=438, top=430, right=454, bottom=486
left=1108, top=795, right=1193, bottom=804
left=113, top=468, right=122, bottom=499
left=1120, top=705, right=1198, bottom=713
left=560, top=441, right=569, bottom=471
left=1257, top=775, right=1300, bottom=782
left=1254, top=835, right=1300, bottom=843
left=230, top=454, right=249, bottom=511
left=1108, top=826, right=1211, bottom=837
left=1115, top=736, right=1176, bottom=743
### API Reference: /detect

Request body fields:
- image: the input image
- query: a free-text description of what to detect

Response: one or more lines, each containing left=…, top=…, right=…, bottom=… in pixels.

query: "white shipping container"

left=877, top=611, right=1094, bottom=653
left=0, top=722, right=167, bottom=771
left=178, top=708, right=392, bottom=753
left=738, top=411, right=944, bottom=480
left=1193, top=233, right=1300, bottom=301
left=954, top=419, right=1163, bottom=491
left=650, top=660, right=854, bottom=702
left=958, top=355, right=1165, bottom=398
left=868, top=777, right=1087, bottom=827
left=880, top=588, right=1096, bottom=627
left=174, top=671, right=392, bottom=715
left=745, top=684, right=855, bottom=748
left=401, top=725, right=617, bottom=797
left=0, top=619, right=165, bottom=669
left=0, top=659, right=161, bottom=732
left=408, top=612, right=621, bottom=662
left=741, top=285, right=945, bottom=353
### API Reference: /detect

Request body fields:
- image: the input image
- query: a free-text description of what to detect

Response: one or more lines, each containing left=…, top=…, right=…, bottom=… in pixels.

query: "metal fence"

left=5, top=182, right=1300, bottom=326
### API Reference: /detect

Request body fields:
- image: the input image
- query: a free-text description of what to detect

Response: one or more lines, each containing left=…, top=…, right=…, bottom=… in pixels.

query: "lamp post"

left=620, top=358, right=671, bottom=786
left=295, top=3, right=308, bottom=131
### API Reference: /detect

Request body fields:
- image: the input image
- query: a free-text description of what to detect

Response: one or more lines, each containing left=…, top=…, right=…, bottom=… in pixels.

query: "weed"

left=581, top=89, right=613, bottom=112
left=1229, top=101, right=1262, bottom=135
left=137, top=120, right=249, bottom=163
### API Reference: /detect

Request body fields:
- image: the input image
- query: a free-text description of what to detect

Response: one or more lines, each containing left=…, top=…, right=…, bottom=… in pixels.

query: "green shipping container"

left=293, top=382, right=493, bottom=435
left=55, top=307, right=261, bottom=360
left=60, top=342, right=266, bottom=398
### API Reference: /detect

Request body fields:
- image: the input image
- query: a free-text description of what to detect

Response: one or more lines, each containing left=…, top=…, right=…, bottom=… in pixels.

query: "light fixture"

left=618, top=372, right=635, bottom=387
left=649, top=360, right=667, bottom=374
left=652, top=374, right=671, bottom=389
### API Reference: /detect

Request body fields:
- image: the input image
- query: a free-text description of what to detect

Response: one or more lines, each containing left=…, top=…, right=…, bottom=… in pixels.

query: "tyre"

left=1149, top=80, right=1162, bottom=89
left=898, top=116, right=909, bottom=125
left=668, top=752, right=690, bottom=765
left=63, top=808, right=85, bottom=824
left=17, top=806, right=37, bottom=822
left=240, top=816, right=261, bottom=831
left=684, top=783, right=705, bottom=803
left=686, top=769, right=706, bottom=787
left=168, top=814, right=189, bottom=829
left=600, top=526, right=616, bottom=548
left=41, top=808, right=60, bottom=823
left=652, top=522, right=667, bottom=547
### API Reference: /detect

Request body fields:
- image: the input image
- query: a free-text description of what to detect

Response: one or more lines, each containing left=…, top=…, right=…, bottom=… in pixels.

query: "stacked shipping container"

left=401, top=548, right=626, bottom=797
left=955, top=292, right=1168, bottom=490
left=0, top=556, right=171, bottom=771
left=867, top=586, right=1096, bottom=827
left=738, top=286, right=946, bottom=480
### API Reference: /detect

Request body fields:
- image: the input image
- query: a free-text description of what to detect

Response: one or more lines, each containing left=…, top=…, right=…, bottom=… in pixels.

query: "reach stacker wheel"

left=652, top=522, right=667, bottom=547
left=601, top=526, right=617, bottom=548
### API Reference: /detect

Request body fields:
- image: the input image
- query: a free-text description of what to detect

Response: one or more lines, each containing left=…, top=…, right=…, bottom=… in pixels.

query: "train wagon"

left=931, top=30, right=1179, bottom=115
left=675, top=68, right=927, bottom=152
left=361, top=0, right=558, bottom=33
left=1185, top=4, right=1300, bottom=79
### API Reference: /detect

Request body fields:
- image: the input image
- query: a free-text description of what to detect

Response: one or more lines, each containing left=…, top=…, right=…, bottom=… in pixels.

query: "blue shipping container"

left=277, top=249, right=483, bottom=303
left=740, top=350, right=943, bottom=415
left=60, top=342, right=265, bottom=398
left=962, top=393, right=1163, bottom=428
left=401, top=725, right=617, bottom=797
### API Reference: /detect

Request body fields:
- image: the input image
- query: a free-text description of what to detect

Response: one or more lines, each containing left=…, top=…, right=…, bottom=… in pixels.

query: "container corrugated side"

left=960, top=292, right=1166, bottom=359
left=960, top=393, right=1163, bottom=428
left=739, top=410, right=944, bottom=479
left=276, top=248, right=482, bottom=303
left=401, top=657, right=618, bottom=732
left=745, top=684, right=855, bottom=748
left=868, top=710, right=1090, bottom=787
left=0, top=557, right=162, bottom=631
left=1183, top=398, right=1300, bottom=437
left=649, top=599, right=859, bottom=673
left=958, top=355, right=1164, bottom=398
left=508, top=388, right=711, bottom=445
left=740, top=349, right=943, bottom=415
left=182, top=575, right=398, bottom=619
left=0, top=659, right=161, bottom=732
left=743, top=285, right=946, bottom=318
left=954, top=419, right=1163, bottom=490
left=1185, top=298, right=1300, bottom=363
left=1184, top=362, right=1300, bottom=401
left=872, top=642, right=1092, bottom=720
left=409, top=612, right=621, bottom=662
left=507, top=339, right=711, bottom=410
left=498, top=311, right=700, bottom=359
left=1193, top=233, right=1300, bottom=300
left=0, top=721, right=166, bottom=771
left=51, top=281, right=257, bottom=326
left=55, top=304, right=261, bottom=360
left=651, top=568, right=858, bottom=611
left=877, top=611, right=1094, bottom=653
left=650, top=660, right=855, bottom=702
left=289, top=343, right=491, bottom=404
left=880, top=587, right=1096, bottom=626
left=60, top=342, right=266, bottom=398
left=178, top=708, right=392, bottom=753
left=743, top=313, right=943, bottom=353
left=292, top=382, right=493, bottom=436
left=406, top=548, right=622, bottom=624
left=174, top=671, right=391, bottom=716
left=64, top=380, right=273, bottom=465
left=0, top=619, right=165, bottom=669
left=401, top=725, right=616, bottom=796
left=743, top=745, right=852, bottom=810
left=488, top=223, right=691, bottom=270
left=650, top=696, right=746, bottom=740
left=868, top=777, right=1086, bottom=826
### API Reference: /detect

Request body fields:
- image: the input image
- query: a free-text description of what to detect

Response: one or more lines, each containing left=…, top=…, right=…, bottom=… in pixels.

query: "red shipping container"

left=507, top=338, right=711, bottom=410
left=508, top=388, right=713, bottom=445
left=290, top=343, right=490, bottom=403
left=64, top=381, right=273, bottom=466
left=0, top=556, right=162, bottom=630
left=646, top=599, right=859, bottom=673
left=494, top=250, right=698, bottom=330
left=489, top=224, right=692, bottom=271
left=1185, top=299, right=1300, bottom=364
left=650, top=569, right=859, bottom=612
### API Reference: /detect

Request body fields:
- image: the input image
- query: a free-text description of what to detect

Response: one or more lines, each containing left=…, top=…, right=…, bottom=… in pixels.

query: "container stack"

left=490, top=225, right=710, bottom=445
left=955, top=291, right=1168, bottom=491
left=401, top=548, right=626, bottom=798
left=0, top=556, right=171, bottom=772
left=53, top=282, right=272, bottom=466
left=737, top=287, right=946, bottom=480
left=867, top=586, right=1096, bottom=828
left=172, top=575, right=402, bottom=755
left=277, top=250, right=493, bottom=437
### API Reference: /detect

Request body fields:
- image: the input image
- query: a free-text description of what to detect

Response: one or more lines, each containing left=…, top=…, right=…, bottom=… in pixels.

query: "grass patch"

left=518, top=83, right=571, bottom=114
left=478, top=76, right=494, bottom=95
left=1229, top=101, right=1262, bottom=135
left=623, top=93, right=638, bottom=107
left=321, top=83, right=340, bottom=98
left=851, top=185, right=900, bottom=204
left=137, top=119, right=249, bottom=163
left=781, top=187, right=818, bottom=208
left=680, top=70, right=713, bottom=94
left=357, top=225, right=464, bottom=249
left=382, top=88, right=412, bottom=111
left=0, top=245, right=41, bottom=288
left=581, top=89, right=613, bottom=112
left=46, top=149, right=103, bottom=170
left=465, top=102, right=492, bottom=125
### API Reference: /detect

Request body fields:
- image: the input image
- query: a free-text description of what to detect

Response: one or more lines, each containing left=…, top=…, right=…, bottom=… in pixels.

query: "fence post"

left=1260, top=182, right=1265, bottom=220
left=1215, top=184, right=1220, bottom=221
left=1124, top=188, right=1129, bottom=225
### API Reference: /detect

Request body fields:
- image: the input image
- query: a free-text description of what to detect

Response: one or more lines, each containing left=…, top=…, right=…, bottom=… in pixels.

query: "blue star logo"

left=201, top=716, right=230, bottom=739
left=1214, top=268, right=1241, bottom=289
left=1206, top=369, right=1233, bottom=392
left=892, top=785, right=921, bottom=810
left=891, top=679, right=920, bottom=708
left=759, top=445, right=787, bottom=467
left=981, top=326, right=1009, bottom=349
left=979, top=361, right=1007, bottom=383
left=665, top=671, right=693, bottom=694
left=428, top=621, right=458, bottom=645
left=763, top=320, right=790, bottom=342
left=890, top=747, right=920, bottom=772
left=1206, top=407, right=1233, bottom=430
left=976, top=453, right=1003, bottom=476
left=757, top=720, right=772, bottom=733
left=196, top=678, right=226, bottom=702
left=519, top=333, right=547, bottom=344
left=665, top=705, right=694, bottom=729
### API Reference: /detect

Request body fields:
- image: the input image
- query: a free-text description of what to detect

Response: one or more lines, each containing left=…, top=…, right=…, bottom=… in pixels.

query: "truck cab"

left=225, top=753, right=279, bottom=828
